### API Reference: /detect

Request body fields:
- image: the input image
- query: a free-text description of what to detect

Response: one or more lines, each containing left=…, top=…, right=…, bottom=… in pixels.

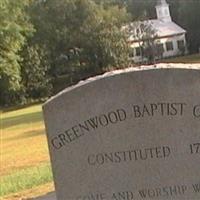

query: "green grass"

left=162, top=53, right=200, bottom=63
left=1, top=104, right=54, bottom=198
left=0, top=163, right=53, bottom=197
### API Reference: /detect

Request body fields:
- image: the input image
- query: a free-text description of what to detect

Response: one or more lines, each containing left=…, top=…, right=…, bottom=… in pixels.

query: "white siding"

left=130, top=33, right=187, bottom=63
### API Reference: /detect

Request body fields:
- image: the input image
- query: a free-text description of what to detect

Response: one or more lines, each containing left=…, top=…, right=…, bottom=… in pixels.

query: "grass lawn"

left=161, top=53, right=200, bottom=63
left=0, top=104, right=54, bottom=199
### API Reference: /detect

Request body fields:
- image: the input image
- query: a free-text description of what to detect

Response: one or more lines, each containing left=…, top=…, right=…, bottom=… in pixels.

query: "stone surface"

left=43, top=64, right=200, bottom=200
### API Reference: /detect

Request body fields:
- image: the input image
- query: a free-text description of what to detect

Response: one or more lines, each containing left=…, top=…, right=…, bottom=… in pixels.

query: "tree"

left=128, top=20, right=161, bottom=64
left=93, top=0, right=127, bottom=8
left=126, top=0, right=157, bottom=20
left=178, top=1, right=200, bottom=53
left=140, top=22, right=160, bottom=64
left=80, top=4, right=131, bottom=72
left=0, top=0, right=33, bottom=106
left=20, top=44, right=52, bottom=100
left=29, top=0, right=131, bottom=78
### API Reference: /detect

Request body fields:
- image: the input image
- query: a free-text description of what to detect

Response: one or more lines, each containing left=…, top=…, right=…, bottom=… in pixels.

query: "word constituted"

left=88, top=146, right=171, bottom=166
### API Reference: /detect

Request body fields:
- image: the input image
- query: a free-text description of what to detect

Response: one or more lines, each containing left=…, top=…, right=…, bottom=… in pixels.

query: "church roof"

left=126, top=19, right=186, bottom=42
left=150, top=19, right=186, bottom=37
left=125, top=0, right=186, bottom=42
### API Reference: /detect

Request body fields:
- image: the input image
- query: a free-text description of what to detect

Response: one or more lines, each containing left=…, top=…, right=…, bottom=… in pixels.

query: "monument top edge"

left=43, top=63, right=200, bottom=107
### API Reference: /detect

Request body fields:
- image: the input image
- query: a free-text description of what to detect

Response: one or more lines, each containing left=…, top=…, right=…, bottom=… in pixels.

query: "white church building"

left=128, top=0, right=187, bottom=63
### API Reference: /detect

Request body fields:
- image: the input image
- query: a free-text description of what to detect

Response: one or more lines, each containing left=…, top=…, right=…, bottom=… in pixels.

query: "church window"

left=177, top=40, right=184, bottom=50
left=136, top=47, right=141, bottom=56
left=166, top=41, right=173, bottom=51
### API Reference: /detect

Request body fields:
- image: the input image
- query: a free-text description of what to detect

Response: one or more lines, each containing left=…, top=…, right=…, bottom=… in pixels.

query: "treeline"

left=0, top=0, right=200, bottom=106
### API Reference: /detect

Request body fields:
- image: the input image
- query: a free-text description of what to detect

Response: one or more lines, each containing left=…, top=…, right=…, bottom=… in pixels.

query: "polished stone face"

left=43, top=65, right=200, bottom=200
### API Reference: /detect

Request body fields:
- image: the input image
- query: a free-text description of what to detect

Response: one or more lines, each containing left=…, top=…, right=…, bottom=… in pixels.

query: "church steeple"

left=156, top=0, right=172, bottom=22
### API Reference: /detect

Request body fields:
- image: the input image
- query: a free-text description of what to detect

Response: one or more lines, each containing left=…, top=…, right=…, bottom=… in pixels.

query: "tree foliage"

left=128, top=21, right=163, bottom=64
left=20, top=44, right=52, bottom=99
left=178, top=1, right=200, bottom=53
left=29, top=0, right=130, bottom=76
left=0, top=0, right=33, bottom=105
